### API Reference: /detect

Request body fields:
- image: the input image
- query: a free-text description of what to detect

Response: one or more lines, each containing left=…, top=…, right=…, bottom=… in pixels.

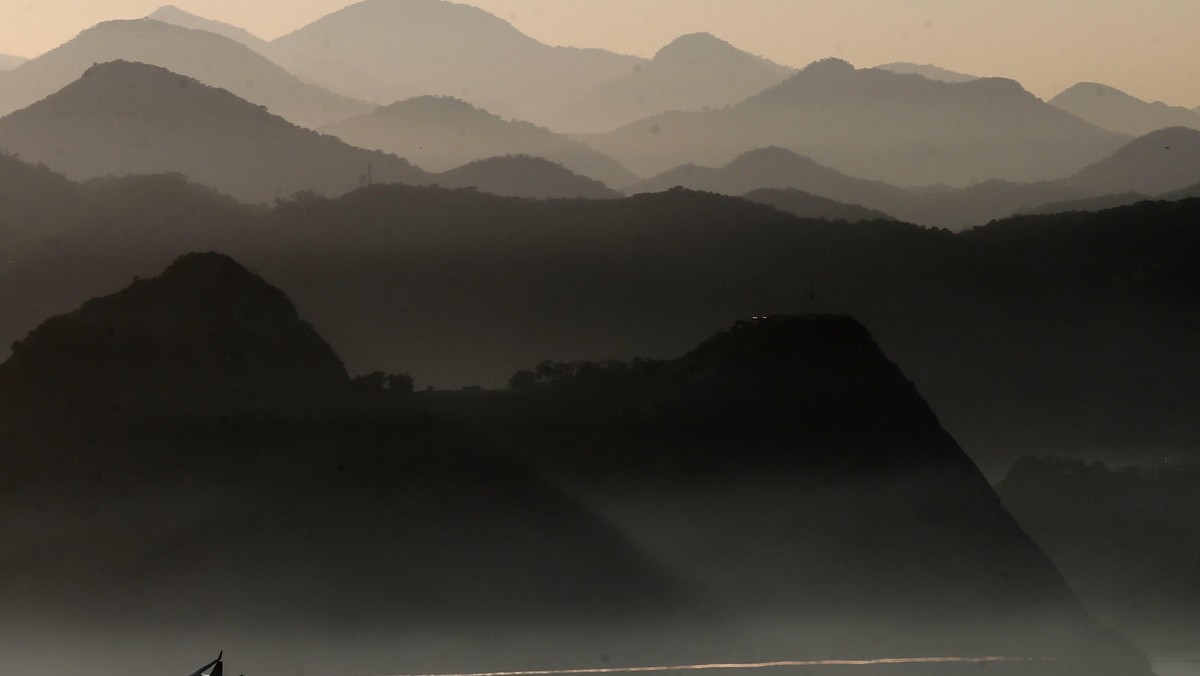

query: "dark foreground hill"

left=0, top=254, right=690, bottom=676
left=1, top=178, right=1198, bottom=473
left=0, top=258, right=1152, bottom=675
left=0, top=61, right=430, bottom=203
left=0, top=252, right=349, bottom=420
left=997, top=457, right=1200, bottom=663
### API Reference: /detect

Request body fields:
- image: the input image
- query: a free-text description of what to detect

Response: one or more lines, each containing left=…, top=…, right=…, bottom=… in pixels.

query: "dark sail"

left=186, top=652, right=223, bottom=676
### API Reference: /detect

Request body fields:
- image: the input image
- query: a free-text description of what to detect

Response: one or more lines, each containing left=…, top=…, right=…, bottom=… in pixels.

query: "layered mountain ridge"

left=0, top=60, right=430, bottom=203
left=0, top=256, right=1154, bottom=675
left=585, top=57, right=1128, bottom=186
left=323, top=95, right=637, bottom=187
left=0, top=19, right=370, bottom=128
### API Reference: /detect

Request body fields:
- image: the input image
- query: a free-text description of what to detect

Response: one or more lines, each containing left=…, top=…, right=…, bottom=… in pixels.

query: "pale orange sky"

left=1, top=0, right=1198, bottom=107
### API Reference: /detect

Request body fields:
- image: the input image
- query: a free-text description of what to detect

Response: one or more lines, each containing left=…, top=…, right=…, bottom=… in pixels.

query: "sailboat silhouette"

left=187, top=651, right=224, bottom=676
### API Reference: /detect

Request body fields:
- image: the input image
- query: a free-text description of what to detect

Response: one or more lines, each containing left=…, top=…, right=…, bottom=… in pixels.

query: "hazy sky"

left=1, top=0, right=1198, bottom=106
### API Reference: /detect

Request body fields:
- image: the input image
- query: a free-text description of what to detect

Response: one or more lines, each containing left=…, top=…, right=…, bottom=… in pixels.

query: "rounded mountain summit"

left=0, top=252, right=349, bottom=419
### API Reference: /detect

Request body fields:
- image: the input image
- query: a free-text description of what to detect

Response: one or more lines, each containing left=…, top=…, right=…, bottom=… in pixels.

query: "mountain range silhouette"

left=266, top=0, right=640, bottom=125
left=635, top=128, right=1200, bottom=228
left=584, top=57, right=1128, bottom=186
left=1051, top=82, right=1200, bottom=137
left=0, top=60, right=428, bottom=203
left=0, top=19, right=369, bottom=129
left=434, top=155, right=621, bottom=199
left=146, top=4, right=269, bottom=51
left=1, top=3, right=1197, bottom=673
left=323, top=95, right=636, bottom=187
left=873, top=62, right=978, bottom=83
left=2, top=175, right=1197, bottom=472
left=0, top=255, right=1154, bottom=676
left=552, top=32, right=794, bottom=133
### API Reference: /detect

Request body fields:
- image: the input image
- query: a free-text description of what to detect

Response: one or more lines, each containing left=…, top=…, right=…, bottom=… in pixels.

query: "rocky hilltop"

left=0, top=252, right=348, bottom=419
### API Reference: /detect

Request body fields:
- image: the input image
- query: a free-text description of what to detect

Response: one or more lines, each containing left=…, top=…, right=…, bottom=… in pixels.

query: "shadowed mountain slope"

left=477, top=316, right=1152, bottom=672
left=0, top=19, right=369, bottom=128
left=145, top=5, right=269, bottom=51
left=553, top=32, right=794, bottom=133
left=632, top=147, right=1064, bottom=229
left=584, top=58, right=1128, bottom=186
left=0, top=254, right=689, bottom=676
left=873, top=62, right=978, bottom=83
left=636, top=128, right=1200, bottom=229
left=1061, top=127, right=1200, bottom=196
left=266, top=0, right=642, bottom=125
left=631, top=146, right=918, bottom=215
left=0, top=61, right=430, bottom=203
left=742, top=188, right=896, bottom=222
left=1161, top=181, right=1200, bottom=201
left=323, top=96, right=636, bottom=187
left=1051, top=83, right=1200, bottom=137
left=997, top=457, right=1200, bottom=661
left=0, top=152, right=85, bottom=243
left=434, top=155, right=621, bottom=200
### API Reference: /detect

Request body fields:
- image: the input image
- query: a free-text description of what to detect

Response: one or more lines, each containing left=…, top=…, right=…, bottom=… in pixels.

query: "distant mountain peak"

left=139, top=9, right=267, bottom=50
left=306, top=0, right=524, bottom=34
left=1050, top=82, right=1200, bottom=137
left=1059, top=81, right=1125, bottom=98
left=148, top=4, right=193, bottom=18
left=801, top=57, right=856, bottom=74
left=654, top=32, right=734, bottom=58
left=379, top=94, right=491, bottom=118
left=0, top=59, right=427, bottom=202
left=960, top=75, right=1036, bottom=99
left=437, top=154, right=621, bottom=200
left=724, top=146, right=833, bottom=172
left=0, top=14, right=367, bottom=127
left=735, top=145, right=810, bottom=161
left=651, top=32, right=790, bottom=73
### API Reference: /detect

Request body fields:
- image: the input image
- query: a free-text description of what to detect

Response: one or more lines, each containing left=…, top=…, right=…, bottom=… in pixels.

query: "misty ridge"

left=1, top=2, right=1199, bottom=676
